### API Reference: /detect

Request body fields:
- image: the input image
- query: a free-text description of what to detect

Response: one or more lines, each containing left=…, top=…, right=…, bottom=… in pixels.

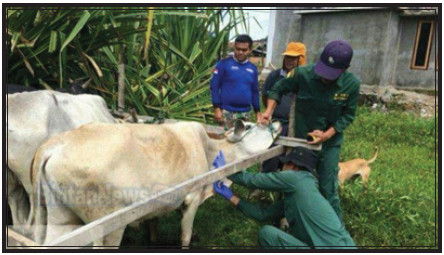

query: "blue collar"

left=233, top=55, right=249, bottom=64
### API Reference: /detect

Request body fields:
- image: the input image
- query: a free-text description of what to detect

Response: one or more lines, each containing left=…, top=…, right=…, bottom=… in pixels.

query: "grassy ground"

left=120, top=107, right=438, bottom=249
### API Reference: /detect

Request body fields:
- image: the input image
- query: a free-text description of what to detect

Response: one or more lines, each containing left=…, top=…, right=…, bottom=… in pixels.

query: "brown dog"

left=338, top=146, right=378, bottom=189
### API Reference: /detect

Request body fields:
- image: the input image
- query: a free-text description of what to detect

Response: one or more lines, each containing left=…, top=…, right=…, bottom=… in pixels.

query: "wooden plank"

left=275, top=136, right=322, bottom=151
left=48, top=145, right=285, bottom=247
left=7, top=227, right=40, bottom=247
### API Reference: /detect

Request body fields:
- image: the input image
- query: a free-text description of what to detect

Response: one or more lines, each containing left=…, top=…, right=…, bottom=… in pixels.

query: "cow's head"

left=225, top=120, right=282, bottom=153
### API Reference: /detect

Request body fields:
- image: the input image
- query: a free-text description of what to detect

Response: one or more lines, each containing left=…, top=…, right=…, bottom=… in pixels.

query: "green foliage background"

left=6, top=7, right=247, bottom=121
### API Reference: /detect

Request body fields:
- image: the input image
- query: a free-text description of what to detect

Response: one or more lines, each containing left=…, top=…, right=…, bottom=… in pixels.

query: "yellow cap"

left=282, top=42, right=306, bottom=56
left=282, top=42, right=307, bottom=66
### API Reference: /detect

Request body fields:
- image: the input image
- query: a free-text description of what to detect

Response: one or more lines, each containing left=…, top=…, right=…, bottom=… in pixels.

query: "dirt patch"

left=359, top=85, right=437, bottom=118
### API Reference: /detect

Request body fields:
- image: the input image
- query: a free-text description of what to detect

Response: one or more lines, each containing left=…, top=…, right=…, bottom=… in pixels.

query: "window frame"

left=410, top=19, right=435, bottom=70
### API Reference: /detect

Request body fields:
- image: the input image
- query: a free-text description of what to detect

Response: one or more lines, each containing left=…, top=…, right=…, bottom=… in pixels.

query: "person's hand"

left=307, top=130, right=327, bottom=144
left=214, top=108, right=223, bottom=125
left=212, top=150, right=226, bottom=169
left=307, top=127, right=336, bottom=144
left=213, top=181, right=234, bottom=200
left=255, top=112, right=262, bottom=123
left=258, top=111, right=272, bottom=125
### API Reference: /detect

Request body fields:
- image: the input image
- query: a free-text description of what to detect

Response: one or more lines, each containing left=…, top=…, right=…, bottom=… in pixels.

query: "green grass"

left=120, top=107, right=438, bottom=249
left=340, top=108, right=437, bottom=249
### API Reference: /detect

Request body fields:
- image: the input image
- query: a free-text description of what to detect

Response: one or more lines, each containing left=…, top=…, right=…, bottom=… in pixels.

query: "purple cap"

left=314, top=40, right=353, bottom=80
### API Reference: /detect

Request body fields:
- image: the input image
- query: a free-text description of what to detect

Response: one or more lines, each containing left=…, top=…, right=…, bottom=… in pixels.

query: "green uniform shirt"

left=229, top=170, right=356, bottom=249
left=267, top=64, right=360, bottom=147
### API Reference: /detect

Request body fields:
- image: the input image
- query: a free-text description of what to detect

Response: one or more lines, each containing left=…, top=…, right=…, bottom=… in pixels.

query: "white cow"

left=29, top=120, right=281, bottom=248
left=7, top=90, right=116, bottom=229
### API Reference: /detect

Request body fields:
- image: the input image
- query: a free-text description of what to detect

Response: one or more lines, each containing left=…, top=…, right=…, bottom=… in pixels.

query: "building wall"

left=267, top=8, right=304, bottom=69
left=269, top=9, right=437, bottom=90
left=300, top=10, right=399, bottom=86
left=394, top=16, right=437, bottom=89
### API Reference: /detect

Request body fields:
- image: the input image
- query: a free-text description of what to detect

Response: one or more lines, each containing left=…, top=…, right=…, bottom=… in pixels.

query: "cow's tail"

left=26, top=150, right=51, bottom=245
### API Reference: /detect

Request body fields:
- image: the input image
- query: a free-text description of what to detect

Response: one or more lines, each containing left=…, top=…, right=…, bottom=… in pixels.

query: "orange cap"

left=282, top=42, right=307, bottom=66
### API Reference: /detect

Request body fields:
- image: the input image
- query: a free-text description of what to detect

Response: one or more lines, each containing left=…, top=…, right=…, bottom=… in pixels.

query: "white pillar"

left=265, top=8, right=276, bottom=68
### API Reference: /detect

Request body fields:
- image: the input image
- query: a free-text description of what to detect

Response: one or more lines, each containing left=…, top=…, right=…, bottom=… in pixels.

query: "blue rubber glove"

left=213, top=181, right=234, bottom=200
left=212, top=150, right=226, bottom=169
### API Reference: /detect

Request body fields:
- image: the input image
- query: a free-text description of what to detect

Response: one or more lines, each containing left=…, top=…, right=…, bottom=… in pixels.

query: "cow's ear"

left=233, top=120, right=246, bottom=136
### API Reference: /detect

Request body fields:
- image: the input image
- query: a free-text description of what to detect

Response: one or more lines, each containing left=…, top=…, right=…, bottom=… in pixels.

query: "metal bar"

left=48, top=146, right=285, bottom=247
left=274, top=136, right=322, bottom=151
left=7, top=227, right=40, bottom=247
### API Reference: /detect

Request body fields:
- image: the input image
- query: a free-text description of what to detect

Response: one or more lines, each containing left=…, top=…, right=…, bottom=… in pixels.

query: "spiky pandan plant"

left=6, top=7, right=247, bottom=122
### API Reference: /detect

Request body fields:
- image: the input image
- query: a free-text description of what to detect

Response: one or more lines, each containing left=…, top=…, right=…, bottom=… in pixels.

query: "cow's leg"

left=43, top=206, right=83, bottom=247
left=8, top=189, right=29, bottom=230
left=38, top=178, right=83, bottom=247
left=101, top=228, right=126, bottom=249
left=180, top=192, right=201, bottom=249
left=92, top=238, right=103, bottom=248
left=7, top=170, right=30, bottom=232
left=43, top=198, right=107, bottom=249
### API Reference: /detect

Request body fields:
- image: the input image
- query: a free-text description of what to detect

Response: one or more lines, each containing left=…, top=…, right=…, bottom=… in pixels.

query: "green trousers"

left=259, top=225, right=311, bottom=249
left=317, top=145, right=342, bottom=220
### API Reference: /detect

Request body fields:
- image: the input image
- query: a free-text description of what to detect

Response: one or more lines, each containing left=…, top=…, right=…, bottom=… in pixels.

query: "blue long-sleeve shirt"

left=210, top=56, right=260, bottom=113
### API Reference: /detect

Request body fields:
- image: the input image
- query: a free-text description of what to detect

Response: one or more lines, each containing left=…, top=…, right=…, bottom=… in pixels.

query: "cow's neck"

left=214, top=140, right=249, bottom=163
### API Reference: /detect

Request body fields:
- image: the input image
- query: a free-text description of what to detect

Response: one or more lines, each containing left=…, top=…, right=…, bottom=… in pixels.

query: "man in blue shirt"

left=210, top=34, right=261, bottom=130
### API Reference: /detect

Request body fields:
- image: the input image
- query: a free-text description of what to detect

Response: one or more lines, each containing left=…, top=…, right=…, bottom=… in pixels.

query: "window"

left=411, top=20, right=434, bottom=70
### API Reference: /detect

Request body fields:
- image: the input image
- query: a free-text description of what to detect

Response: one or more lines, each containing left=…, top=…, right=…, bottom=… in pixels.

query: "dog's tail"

left=367, top=146, right=378, bottom=164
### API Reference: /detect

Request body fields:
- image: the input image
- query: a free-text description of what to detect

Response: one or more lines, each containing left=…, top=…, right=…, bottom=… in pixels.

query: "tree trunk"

left=118, top=49, right=125, bottom=112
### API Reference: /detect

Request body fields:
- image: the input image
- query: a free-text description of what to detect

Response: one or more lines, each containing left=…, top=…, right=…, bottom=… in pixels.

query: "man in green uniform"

left=259, top=40, right=360, bottom=219
left=213, top=147, right=356, bottom=249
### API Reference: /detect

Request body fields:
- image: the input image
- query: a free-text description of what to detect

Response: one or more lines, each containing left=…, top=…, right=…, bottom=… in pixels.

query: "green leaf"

left=59, top=11, right=91, bottom=87
left=58, top=31, right=66, bottom=88
left=102, top=46, right=118, bottom=66
left=10, top=32, right=20, bottom=53
left=60, top=11, right=91, bottom=52
left=48, top=30, right=57, bottom=53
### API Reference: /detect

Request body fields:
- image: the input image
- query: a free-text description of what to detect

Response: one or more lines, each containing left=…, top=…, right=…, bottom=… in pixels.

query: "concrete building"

left=266, top=7, right=439, bottom=90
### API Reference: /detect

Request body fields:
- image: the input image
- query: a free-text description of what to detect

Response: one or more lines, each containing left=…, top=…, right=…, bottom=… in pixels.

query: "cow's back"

left=7, top=90, right=115, bottom=193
